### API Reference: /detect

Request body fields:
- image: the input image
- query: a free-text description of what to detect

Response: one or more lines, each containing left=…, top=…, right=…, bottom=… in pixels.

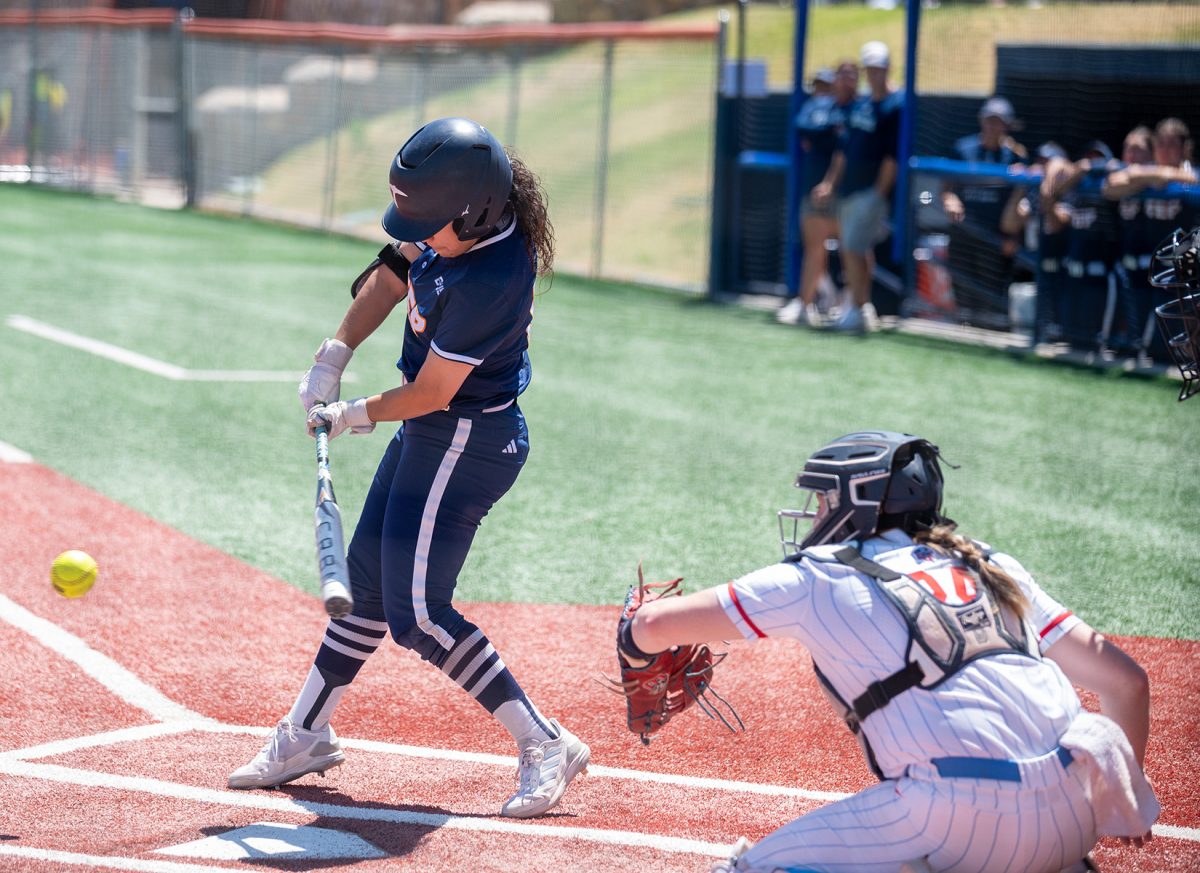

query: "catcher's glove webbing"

left=603, top=563, right=743, bottom=745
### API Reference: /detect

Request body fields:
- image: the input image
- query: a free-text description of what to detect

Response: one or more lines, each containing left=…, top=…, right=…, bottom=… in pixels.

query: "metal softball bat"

left=314, top=423, right=353, bottom=619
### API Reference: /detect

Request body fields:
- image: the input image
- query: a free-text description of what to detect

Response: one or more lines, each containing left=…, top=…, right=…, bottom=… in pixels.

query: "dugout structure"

left=0, top=7, right=719, bottom=290
left=712, top=0, right=1200, bottom=343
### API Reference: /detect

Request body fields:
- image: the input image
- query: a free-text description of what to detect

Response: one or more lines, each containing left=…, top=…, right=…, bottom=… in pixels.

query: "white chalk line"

left=0, top=593, right=207, bottom=725
left=0, top=845, right=236, bottom=873
left=0, top=439, right=32, bottom=463
left=2, top=592, right=1197, bottom=851
left=0, top=759, right=731, bottom=858
left=5, top=314, right=357, bottom=383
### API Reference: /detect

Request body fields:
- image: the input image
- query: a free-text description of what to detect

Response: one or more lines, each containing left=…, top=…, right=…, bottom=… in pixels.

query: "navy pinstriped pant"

left=346, top=406, right=528, bottom=641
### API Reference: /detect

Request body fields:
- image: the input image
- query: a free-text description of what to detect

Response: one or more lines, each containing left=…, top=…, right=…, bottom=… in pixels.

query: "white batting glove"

left=307, top=398, right=375, bottom=440
left=298, top=338, right=353, bottom=411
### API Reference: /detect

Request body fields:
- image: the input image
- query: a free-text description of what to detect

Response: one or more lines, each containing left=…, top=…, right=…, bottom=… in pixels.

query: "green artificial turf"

left=1, top=185, right=1196, bottom=639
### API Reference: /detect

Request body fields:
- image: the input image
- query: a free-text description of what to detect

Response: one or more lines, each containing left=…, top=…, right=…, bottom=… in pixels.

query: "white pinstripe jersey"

left=718, top=529, right=1083, bottom=779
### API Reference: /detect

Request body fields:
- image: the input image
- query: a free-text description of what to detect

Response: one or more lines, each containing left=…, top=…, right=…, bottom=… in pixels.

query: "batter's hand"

left=299, top=338, right=353, bottom=411
left=307, top=398, right=374, bottom=440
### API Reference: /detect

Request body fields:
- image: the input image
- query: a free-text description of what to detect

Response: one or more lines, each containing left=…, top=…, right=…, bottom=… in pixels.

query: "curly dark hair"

left=506, top=150, right=554, bottom=280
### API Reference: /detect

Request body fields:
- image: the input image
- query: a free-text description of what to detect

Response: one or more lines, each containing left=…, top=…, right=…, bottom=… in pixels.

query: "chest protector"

left=793, top=544, right=1040, bottom=776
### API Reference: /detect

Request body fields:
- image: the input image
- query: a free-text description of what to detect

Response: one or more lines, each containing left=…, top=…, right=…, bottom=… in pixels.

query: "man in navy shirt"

left=813, top=41, right=901, bottom=334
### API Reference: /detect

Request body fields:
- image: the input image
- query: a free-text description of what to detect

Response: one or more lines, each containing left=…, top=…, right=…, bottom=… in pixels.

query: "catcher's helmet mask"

left=779, top=431, right=952, bottom=556
left=382, top=117, right=513, bottom=243
left=1150, top=226, right=1200, bottom=401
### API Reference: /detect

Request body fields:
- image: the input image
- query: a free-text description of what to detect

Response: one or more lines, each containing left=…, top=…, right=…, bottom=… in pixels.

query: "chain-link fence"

left=0, top=9, right=719, bottom=290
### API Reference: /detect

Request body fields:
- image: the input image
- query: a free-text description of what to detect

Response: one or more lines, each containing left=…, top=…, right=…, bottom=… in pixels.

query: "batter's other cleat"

left=227, top=717, right=344, bottom=789
left=500, top=720, right=590, bottom=818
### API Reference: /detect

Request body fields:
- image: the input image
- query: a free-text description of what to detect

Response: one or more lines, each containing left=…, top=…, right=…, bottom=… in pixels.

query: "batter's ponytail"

left=506, top=150, right=554, bottom=281
left=914, top=525, right=1029, bottom=621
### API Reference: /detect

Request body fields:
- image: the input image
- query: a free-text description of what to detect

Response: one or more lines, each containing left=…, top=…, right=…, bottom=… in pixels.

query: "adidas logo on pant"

left=502, top=440, right=518, bottom=454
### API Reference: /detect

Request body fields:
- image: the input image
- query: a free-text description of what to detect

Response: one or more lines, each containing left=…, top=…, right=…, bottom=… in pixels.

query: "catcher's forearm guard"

left=603, top=563, right=743, bottom=745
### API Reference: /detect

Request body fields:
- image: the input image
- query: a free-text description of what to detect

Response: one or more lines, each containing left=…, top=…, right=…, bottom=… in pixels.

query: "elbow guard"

left=350, top=243, right=411, bottom=299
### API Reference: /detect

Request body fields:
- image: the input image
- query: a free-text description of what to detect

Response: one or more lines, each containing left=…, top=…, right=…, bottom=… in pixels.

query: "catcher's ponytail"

left=914, top=525, right=1029, bottom=621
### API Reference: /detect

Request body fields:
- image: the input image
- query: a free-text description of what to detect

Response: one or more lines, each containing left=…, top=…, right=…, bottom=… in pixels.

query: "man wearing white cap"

left=812, top=40, right=901, bottom=334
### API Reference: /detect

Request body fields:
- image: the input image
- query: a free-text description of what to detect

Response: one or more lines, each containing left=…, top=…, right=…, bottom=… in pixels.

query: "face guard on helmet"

left=1150, top=226, right=1200, bottom=402
left=778, top=431, right=950, bottom=556
left=382, top=117, right=513, bottom=243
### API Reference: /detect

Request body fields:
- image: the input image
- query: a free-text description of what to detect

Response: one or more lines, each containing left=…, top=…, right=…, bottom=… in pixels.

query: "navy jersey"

left=1064, top=190, right=1119, bottom=272
left=951, top=133, right=1024, bottom=231
left=837, top=92, right=901, bottom=197
left=399, top=217, right=534, bottom=412
left=796, top=95, right=853, bottom=196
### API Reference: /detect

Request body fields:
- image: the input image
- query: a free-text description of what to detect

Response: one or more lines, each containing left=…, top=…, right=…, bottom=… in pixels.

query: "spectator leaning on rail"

left=1041, top=140, right=1121, bottom=355
left=779, top=61, right=858, bottom=328
left=1000, top=141, right=1069, bottom=340
left=1103, top=118, right=1198, bottom=364
left=811, top=41, right=901, bottom=335
left=940, top=96, right=1028, bottom=312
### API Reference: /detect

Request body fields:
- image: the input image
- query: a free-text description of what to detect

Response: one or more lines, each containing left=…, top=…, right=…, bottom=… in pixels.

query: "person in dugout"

left=1041, top=141, right=1120, bottom=353
left=1103, top=118, right=1199, bottom=364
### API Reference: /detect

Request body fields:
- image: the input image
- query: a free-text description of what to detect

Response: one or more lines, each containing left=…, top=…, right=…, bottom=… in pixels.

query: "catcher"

left=614, top=431, right=1158, bottom=873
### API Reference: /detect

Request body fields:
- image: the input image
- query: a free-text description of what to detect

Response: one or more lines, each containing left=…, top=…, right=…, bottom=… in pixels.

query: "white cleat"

left=500, top=720, right=590, bottom=818
left=227, top=718, right=345, bottom=789
left=710, top=836, right=754, bottom=873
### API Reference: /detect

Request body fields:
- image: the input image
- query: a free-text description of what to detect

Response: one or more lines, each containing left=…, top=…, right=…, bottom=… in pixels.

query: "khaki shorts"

left=837, top=188, right=890, bottom=254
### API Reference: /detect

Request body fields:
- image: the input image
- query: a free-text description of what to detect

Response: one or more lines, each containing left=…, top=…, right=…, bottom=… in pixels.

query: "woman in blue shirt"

left=228, top=118, right=589, bottom=819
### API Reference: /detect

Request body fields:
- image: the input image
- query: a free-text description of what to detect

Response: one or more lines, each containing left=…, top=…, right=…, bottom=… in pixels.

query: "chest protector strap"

left=826, top=545, right=1039, bottom=728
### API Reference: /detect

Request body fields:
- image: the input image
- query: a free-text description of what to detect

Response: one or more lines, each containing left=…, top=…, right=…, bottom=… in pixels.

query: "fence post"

left=321, top=49, right=344, bottom=231
left=591, top=38, right=615, bottom=279
left=784, top=0, right=810, bottom=297
left=174, top=9, right=196, bottom=207
left=506, top=43, right=523, bottom=147
left=893, top=0, right=922, bottom=268
left=25, top=0, right=40, bottom=174
left=707, top=11, right=729, bottom=298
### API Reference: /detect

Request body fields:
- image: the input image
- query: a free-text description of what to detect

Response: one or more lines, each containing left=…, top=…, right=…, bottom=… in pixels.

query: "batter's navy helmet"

left=1150, top=226, right=1200, bottom=401
left=382, top=117, right=513, bottom=243
left=779, top=431, right=950, bottom=555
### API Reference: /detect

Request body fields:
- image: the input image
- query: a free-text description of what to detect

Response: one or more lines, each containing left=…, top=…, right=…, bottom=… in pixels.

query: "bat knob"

left=321, top=578, right=354, bottom=619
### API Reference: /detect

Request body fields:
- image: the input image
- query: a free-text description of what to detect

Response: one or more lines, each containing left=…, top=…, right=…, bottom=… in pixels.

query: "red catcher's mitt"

left=604, top=564, right=742, bottom=745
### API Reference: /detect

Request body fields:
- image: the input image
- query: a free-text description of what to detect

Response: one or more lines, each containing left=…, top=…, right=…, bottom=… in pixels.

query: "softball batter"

left=229, top=117, right=589, bottom=818
left=618, top=431, right=1158, bottom=872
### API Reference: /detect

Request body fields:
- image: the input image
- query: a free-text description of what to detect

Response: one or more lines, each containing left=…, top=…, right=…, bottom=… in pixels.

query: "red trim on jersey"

left=727, top=582, right=767, bottom=638
left=1039, top=611, right=1074, bottom=640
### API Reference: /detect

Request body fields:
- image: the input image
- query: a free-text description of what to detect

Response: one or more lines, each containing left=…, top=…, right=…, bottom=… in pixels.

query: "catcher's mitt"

left=603, top=563, right=742, bottom=745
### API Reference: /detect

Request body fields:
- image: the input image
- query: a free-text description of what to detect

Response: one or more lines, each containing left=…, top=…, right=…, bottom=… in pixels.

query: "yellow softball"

left=51, top=550, right=98, bottom=599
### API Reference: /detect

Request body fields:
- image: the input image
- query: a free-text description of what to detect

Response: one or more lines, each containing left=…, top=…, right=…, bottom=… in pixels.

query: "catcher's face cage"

left=777, top=431, right=928, bottom=556
left=778, top=491, right=829, bottom=556
left=1151, top=226, right=1200, bottom=402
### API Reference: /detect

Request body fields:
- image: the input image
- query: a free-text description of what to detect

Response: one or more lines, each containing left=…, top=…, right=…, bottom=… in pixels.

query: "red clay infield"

left=2, top=461, right=1197, bottom=871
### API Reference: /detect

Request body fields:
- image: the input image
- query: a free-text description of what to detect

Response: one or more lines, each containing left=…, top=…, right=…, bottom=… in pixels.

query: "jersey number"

left=909, top=567, right=978, bottom=606
left=406, top=288, right=426, bottom=334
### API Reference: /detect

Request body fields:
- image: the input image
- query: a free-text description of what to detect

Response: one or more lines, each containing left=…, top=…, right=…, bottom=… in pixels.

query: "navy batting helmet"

left=1150, top=226, right=1200, bottom=401
left=382, top=117, right=513, bottom=243
left=779, top=431, right=950, bottom=555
